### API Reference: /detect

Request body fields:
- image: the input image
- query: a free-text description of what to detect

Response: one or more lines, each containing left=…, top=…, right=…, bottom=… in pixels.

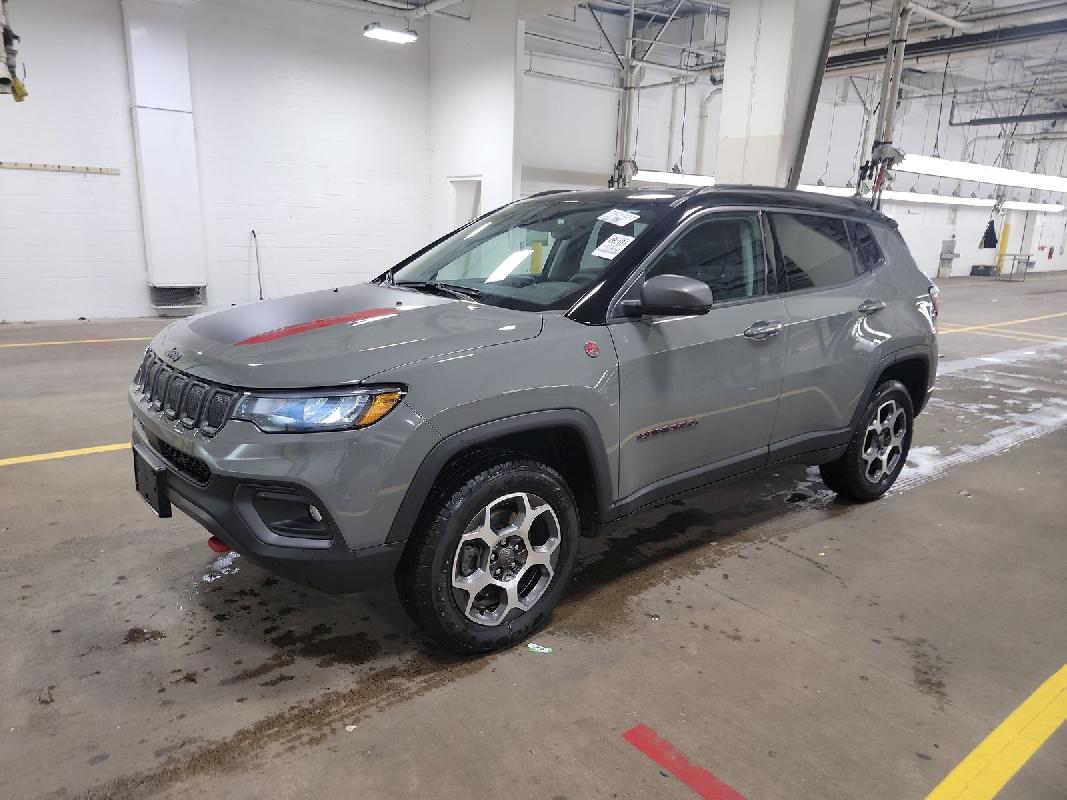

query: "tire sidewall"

left=427, top=464, right=579, bottom=651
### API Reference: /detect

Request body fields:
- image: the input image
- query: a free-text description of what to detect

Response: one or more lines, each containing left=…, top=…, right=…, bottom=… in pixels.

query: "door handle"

left=858, top=299, right=887, bottom=314
left=743, top=321, right=783, bottom=341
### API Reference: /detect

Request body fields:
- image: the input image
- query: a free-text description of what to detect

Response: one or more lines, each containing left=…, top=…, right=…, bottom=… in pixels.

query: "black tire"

left=395, top=458, right=580, bottom=654
left=819, top=379, right=914, bottom=503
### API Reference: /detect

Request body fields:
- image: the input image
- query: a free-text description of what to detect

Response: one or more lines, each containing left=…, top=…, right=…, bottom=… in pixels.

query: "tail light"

left=929, top=284, right=941, bottom=329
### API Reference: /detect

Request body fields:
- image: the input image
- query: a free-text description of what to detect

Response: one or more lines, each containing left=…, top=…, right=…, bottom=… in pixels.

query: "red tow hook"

left=208, top=536, right=231, bottom=554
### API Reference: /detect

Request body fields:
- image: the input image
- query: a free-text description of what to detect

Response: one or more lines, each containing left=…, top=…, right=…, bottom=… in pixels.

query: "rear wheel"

left=819, top=379, right=914, bottom=503
left=396, top=458, right=579, bottom=654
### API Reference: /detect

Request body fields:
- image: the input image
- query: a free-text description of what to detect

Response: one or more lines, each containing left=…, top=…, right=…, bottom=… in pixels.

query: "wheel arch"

left=386, top=409, right=614, bottom=544
left=850, top=346, right=934, bottom=433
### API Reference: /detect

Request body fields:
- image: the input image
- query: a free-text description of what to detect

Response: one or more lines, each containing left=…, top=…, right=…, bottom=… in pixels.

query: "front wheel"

left=819, top=379, right=914, bottom=503
left=396, top=458, right=579, bottom=654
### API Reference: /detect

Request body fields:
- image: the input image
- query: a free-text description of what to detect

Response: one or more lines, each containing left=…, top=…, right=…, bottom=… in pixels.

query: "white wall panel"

left=122, top=0, right=193, bottom=112
left=131, top=106, right=206, bottom=286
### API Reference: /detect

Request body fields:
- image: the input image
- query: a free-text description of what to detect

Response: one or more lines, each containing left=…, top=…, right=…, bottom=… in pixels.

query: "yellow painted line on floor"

left=945, top=329, right=1066, bottom=344
left=0, top=336, right=152, bottom=349
left=0, top=443, right=130, bottom=468
left=939, top=311, right=1067, bottom=334
left=925, top=663, right=1067, bottom=800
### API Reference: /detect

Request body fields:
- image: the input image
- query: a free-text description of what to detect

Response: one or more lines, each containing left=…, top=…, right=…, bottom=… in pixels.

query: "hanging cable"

left=820, top=90, right=840, bottom=184
left=677, top=13, right=696, bottom=171
left=932, top=54, right=950, bottom=158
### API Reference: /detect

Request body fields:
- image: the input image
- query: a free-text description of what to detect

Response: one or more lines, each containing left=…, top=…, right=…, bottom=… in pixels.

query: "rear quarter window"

left=770, top=213, right=857, bottom=292
left=850, top=221, right=886, bottom=272
left=869, top=224, right=919, bottom=272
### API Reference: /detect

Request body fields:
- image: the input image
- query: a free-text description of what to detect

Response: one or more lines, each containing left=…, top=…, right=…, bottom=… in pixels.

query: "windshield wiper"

left=394, top=281, right=481, bottom=301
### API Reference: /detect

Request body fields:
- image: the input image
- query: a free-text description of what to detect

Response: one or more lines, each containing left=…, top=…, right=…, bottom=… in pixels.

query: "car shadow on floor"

left=187, top=461, right=847, bottom=684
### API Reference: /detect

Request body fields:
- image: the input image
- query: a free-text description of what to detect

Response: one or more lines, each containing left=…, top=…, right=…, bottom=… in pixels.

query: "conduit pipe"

left=694, top=86, right=722, bottom=176
left=299, top=0, right=466, bottom=20
left=830, top=1, right=1067, bottom=55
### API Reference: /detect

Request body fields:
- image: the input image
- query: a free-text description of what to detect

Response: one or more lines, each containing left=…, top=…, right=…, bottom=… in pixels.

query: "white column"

left=715, top=0, right=834, bottom=186
left=122, top=0, right=206, bottom=307
left=429, top=0, right=523, bottom=236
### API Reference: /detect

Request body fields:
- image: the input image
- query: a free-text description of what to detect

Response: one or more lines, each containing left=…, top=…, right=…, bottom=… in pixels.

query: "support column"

left=121, top=0, right=207, bottom=311
left=715, top=0, right=836, bottom=186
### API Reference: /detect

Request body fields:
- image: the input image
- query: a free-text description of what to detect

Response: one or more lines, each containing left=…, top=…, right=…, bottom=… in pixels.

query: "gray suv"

left=130, top=187, right=938, bottom=653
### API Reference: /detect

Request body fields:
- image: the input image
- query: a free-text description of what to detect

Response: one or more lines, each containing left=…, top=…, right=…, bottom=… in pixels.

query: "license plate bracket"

left=133, top=443, right=172, bottom=518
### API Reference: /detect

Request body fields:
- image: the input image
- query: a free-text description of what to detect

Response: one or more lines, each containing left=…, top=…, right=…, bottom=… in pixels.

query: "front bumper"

left=131, top=416, right=406, bottom=595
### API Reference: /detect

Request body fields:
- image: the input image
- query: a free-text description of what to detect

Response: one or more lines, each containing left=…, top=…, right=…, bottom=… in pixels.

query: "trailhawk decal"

left=635, top=418, right=699, bottom=441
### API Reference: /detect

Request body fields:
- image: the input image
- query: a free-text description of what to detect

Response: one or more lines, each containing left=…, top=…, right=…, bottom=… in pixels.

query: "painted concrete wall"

left=1, top=0, right=433, bottom=321
left=429, top=0, right=522, bottom=237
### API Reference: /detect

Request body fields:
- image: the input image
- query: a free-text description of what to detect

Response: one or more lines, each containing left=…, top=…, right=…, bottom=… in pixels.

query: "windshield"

left=387, top=196, right=670, bottom=311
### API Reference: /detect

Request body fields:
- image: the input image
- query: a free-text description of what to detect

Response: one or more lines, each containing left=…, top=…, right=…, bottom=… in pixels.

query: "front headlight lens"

left=231, top=388, right=404, bottom=433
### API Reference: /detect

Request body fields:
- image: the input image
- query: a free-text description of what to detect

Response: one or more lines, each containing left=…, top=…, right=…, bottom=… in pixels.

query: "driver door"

left=609, top=210, right=788, bottom=501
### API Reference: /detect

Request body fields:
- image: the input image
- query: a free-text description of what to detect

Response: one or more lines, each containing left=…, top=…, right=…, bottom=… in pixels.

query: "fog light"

left=308, top=505, right=323, bottom=523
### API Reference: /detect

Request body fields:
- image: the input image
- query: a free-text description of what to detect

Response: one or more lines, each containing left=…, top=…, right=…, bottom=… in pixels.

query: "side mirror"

left=623, top=274, right=713, bottom=317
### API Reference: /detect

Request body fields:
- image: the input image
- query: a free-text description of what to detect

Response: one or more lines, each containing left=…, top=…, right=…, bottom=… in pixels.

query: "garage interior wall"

left=4, top=1, right=1067, bottom=323
left=801, top=75, right=1067, bottom=277
left=0, top=0, right=433, bottom=321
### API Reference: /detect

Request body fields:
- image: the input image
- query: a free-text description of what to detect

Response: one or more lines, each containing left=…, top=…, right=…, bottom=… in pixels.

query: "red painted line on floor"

left=623, top=723, right=745, bottom=800
left=235, top=308, right=398, bottom=345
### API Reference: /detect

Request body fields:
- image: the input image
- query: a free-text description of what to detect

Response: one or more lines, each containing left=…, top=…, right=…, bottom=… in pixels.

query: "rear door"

left=767, top=212, right=882, bottom=454
left=610, top=210, right=788, bottom=501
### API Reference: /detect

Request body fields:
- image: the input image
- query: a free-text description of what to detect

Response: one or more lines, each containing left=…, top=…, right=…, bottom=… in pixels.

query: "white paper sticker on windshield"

left=598, top=209, right=641, bottom=227
left=592, top=233, right=636, bottom=260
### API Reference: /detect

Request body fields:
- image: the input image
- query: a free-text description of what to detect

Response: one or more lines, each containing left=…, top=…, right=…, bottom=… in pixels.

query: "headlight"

left=231, top=387, right=405, bottom=433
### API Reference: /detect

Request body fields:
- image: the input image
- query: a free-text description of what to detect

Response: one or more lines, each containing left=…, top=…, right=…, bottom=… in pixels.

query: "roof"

left=524, top=185, right=892, bottom=225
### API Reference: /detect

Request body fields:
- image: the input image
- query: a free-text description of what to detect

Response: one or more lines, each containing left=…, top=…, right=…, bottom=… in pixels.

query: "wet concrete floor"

left=1, top=274, right=1066, bottom=799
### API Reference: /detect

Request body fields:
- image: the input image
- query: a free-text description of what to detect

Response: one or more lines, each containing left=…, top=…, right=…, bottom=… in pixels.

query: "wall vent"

left=150, top=285, right=206, bottom=316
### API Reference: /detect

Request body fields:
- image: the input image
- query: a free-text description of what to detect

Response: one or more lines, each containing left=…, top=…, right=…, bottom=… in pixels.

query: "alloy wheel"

left=861, top=398, right=907, bottom=484
left=450, top=491, right=561, bottom=626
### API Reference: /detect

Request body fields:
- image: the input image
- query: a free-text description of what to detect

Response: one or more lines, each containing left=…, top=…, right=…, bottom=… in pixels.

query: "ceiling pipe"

left=874, top=0, right=970, bottom=31
left=298, top=0, right=466, bottom=19
left=951, top=110, right=1067, bottom=126
left=829, top=1, right=1067, bottom=55
left=827, top=18, right=1067, bottom=75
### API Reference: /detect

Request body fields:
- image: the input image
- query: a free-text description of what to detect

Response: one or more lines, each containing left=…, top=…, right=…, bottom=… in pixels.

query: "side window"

left=645, top=213, right=767, bottom=302
left=851, top=221, right=885, bottom=272
left=770, top=213, right=857, bottom=292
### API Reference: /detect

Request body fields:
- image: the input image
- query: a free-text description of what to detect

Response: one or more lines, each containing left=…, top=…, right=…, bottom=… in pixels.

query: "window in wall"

left=645, top=213, right=767, bottom=302
left=851, top=221, right=886, bottom=272
left=771, top=213, right=857, bottom=291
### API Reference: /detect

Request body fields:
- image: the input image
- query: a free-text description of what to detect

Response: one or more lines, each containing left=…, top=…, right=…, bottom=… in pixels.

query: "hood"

left=155, top=284, right=542, bottom=389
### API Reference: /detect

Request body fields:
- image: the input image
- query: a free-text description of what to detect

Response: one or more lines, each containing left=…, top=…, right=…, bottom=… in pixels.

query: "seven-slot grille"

left=134, top=351, right=237, bottom=438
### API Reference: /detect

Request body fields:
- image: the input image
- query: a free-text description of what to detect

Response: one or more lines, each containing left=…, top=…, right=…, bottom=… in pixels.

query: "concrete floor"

left=1, top=274, right=1066, bottom=799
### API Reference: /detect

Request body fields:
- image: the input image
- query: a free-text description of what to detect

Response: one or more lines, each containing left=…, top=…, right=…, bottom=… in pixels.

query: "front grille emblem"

left=165, top=347, right=182, bottom=362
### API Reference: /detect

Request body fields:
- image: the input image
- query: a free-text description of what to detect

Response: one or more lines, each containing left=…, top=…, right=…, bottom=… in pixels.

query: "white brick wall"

left=0, top=0, right=150, bottom=321
left=0, top=0, right=433, bottom=321
left=187, top=0, right=432, bottom=307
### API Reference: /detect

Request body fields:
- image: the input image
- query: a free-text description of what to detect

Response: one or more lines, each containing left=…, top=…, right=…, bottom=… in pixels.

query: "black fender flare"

left=385, top=409, right=614, bottom=543
left=849, top=345, right=934, bottom=433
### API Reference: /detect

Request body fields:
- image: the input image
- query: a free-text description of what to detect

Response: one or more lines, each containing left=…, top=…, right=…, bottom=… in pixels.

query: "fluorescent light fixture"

left=363, top=22, right=418, bottom=44
left=798, top=184, right=995, bottom=208
left=632, top=170, right=716, bottom=187
left=1002, top=200, right=1065, bottom=213
left=896, top=154, right=1067, bottom=194
left=882, top=190, right=994, bottom=207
